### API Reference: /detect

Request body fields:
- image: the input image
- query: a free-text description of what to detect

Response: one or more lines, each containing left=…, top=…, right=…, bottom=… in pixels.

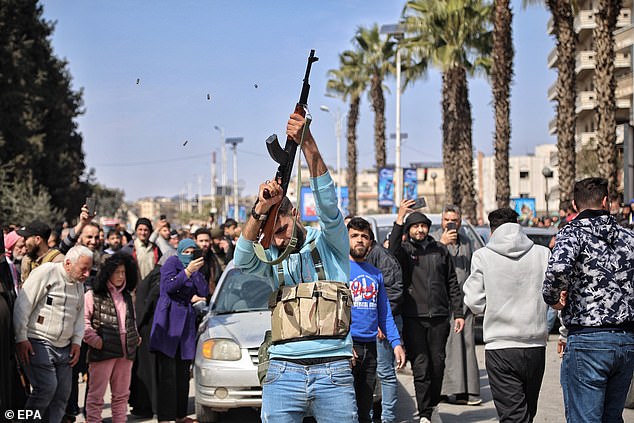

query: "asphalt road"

left=80, top=335, right=634, bottom=422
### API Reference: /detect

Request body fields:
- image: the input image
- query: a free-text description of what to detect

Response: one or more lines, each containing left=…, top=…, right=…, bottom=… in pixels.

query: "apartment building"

left=547, top=0, right=634, bottom=199
left=475, top=144, right=559, bottom=219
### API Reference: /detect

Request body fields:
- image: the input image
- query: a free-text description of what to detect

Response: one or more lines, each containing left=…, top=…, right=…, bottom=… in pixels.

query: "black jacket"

left=388, top=222, right=463, bottom=319
left=366, top=241, right=403, bottom=316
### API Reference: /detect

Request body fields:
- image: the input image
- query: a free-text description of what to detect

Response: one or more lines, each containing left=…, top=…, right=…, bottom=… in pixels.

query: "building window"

left=519, top=171, right=529, bottom=179
left=520, top=193, right=530, bottom=198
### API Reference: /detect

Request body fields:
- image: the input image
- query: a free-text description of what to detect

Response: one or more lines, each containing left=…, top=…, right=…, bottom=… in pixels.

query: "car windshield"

left=212, top=268, right=275, bottom=314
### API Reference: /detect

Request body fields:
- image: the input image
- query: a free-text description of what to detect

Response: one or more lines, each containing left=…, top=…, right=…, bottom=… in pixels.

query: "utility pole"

left=226, top=137, right=244, bottom=221
left=320, top=105, right=343, bottom=209
left=211, top=151, right=217, bottom=214
left=197, top=174, right=202, bottom=215
left=214, top=126, right=228, bottom=221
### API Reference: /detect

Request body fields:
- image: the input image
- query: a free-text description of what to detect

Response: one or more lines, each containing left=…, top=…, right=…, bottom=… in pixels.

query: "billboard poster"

left=378, top=167, right=395, bottom=207
left=300, top=187, right=319, bottom=222
left=339, top=186, right=349, bottom=217
left=403, top=168, right=418, bottom=201
left=510, top=198, right=536, bottom=226
left=227, top=206, right=247, bottom=223
left=301, top=186, right=350, bottom=222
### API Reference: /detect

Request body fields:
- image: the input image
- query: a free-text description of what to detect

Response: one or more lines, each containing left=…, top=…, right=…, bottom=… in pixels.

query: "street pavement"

left=79, top=334, right=634, bottom=422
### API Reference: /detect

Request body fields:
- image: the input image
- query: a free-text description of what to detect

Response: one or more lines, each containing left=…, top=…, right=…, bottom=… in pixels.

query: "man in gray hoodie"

left=463, top=208, right=550, bottom=423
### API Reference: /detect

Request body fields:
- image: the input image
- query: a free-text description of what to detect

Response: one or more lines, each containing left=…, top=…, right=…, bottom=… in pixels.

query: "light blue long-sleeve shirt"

left=234, top=172, right=352, bottom=359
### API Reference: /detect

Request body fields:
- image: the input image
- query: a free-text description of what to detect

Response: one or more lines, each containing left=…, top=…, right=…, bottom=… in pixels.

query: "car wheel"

left=195, top=402, right=219, bottom=423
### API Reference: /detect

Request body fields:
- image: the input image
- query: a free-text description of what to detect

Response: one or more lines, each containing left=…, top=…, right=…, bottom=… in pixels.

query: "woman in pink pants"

left=84, top=253, right=140, bottom=423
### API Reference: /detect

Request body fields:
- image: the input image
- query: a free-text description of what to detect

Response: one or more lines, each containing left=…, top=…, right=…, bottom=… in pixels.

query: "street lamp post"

left=319, top=105, right=343, bottom=209
left=431, top=172, right=438, bottom=212
left=542, top=167, right=554, bottom=217
left=226, top=137, right=243, bottom=221
left=214, top=126, right=228, bottom=221
left=380, top=23, right=405, bottom=206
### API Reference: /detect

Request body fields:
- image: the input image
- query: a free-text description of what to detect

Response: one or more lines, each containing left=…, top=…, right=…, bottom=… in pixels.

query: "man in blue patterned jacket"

left=543, top=177, right=634, bottom=423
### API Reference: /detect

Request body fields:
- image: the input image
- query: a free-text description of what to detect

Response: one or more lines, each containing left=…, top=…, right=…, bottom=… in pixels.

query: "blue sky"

left=41, top=0, right=555, bottom=201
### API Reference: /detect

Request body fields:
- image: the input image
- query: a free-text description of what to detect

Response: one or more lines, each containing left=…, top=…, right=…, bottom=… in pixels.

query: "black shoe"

left=130, top=409, right=154, bottom=419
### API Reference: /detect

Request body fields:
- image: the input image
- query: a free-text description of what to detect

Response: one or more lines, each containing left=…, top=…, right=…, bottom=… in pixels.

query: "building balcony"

left=576, top=91, right=596, bottom=113
left=550, top=50, right=632, bottom=74
left=549, top=117, right=557, bottom=135
left=575, top=131, right=596, bottom=149
left=616, top=72, right=633, bottom=99
left=548, top=82, right=557, bottom=101
left=575, top=90, right=632, bottom=114
left=548, top=48, right=558, bottom=68
left=615, top=25, right=634, bottom=51
left=575, top=8, right=631, bottom=33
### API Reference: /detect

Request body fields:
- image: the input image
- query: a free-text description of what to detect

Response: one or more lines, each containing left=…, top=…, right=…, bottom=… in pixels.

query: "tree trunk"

left=493, top=0, right=513, bottom=209
left=548, top=0, right=577, bottom=208
left=456, top=68, right=477, bottom=223
left=370, top=73, right=387, bottom=169
left=347, top=95, right=360, bottom=216
left=594, top=0, right=622, bottom=199
left=442, top=67, right=477, bottom=222
left=442, top=71, right=461, bottom=208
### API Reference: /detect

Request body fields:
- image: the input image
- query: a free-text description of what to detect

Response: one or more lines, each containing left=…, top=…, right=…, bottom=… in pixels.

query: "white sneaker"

left=431, top=406, right=443, bottom=423
left=419, top=418, right=431, bottom=423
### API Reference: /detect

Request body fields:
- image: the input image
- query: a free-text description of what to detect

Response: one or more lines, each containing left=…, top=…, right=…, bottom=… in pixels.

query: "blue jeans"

left=375, top=317, right=402, bottom=423
left=261, top=359, right=358, bottom=423
left=23, top=339, right=73, bottom=423
left=561, top=331, right=634, bottom=423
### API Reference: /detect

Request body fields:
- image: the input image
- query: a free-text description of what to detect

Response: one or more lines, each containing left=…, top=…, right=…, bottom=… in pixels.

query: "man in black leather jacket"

left=389, top=199, right=464, bottom=423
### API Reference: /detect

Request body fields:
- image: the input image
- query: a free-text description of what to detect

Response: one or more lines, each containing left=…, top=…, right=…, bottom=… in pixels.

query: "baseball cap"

left=17, top=221, right=52, bottom=240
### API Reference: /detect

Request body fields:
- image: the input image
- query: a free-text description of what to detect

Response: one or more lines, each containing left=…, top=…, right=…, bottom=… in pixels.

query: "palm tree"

left=402, top=0, right=492, bottom=222
left=594, top=0, right=622, bottom=198
left=525, top=0, right=578, bottom=207
left=326, top=50, right=368, bottom=216
left=352, top=24, right=396, bottom=170
left=492, top=0, right=513, bottom=208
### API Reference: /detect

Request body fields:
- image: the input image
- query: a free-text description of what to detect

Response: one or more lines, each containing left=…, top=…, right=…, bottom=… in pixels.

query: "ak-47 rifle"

left=259, top=50, right=319, bottom=248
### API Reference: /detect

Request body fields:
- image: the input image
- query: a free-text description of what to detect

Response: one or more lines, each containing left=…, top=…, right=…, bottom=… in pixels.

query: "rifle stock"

left=259, top=50, right=318, bottom=248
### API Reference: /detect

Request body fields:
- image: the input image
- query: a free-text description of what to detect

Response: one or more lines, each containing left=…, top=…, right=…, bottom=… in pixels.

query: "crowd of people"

left=0, top=110, right=633, bottom=423
left=0, top=211, right=241, bottom=423
left=236, top=113, right=634, bottom=423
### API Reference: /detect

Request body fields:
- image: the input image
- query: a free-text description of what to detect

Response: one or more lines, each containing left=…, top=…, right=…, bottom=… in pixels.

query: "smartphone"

left=446, top=222, right=457, bottom=231
left=86, top=197, right=97, bottom=216
left=160, top=214, right=167, bottom=220
left=412, top=197, right=427, bottom=209
left=192, top=249, right=203, bottom=260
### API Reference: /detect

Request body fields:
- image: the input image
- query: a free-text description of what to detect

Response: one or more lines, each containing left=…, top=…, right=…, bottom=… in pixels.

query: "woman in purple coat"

left=150, top=238, right=208, bottom=423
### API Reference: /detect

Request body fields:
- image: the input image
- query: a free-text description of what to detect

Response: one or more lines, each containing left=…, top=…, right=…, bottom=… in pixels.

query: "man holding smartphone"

left=389, top=199, right=464, bottom=423
left=432, top=205, right=481, bottom=407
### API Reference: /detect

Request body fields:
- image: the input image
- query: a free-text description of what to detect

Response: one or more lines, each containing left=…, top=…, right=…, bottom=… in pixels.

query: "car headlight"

left=201, top=338, right=242, bottom=361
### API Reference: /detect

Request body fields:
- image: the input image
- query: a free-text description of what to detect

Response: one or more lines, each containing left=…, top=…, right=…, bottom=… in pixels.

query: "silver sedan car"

left=194, top=262, right=275, bottom=422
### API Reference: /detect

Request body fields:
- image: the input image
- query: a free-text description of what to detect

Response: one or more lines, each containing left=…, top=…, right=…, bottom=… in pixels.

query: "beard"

left=26, top=244, right=39, bottom=260
left=349, top=245, right=368, bottom=260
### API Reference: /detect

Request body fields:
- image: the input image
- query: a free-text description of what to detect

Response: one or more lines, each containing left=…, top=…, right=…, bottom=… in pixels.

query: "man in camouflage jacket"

left=543, top=177, right=634, bottom=423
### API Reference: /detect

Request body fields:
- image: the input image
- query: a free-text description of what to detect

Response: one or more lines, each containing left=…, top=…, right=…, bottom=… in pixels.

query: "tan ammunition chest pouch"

left=268, top=241, right=352, bottom=344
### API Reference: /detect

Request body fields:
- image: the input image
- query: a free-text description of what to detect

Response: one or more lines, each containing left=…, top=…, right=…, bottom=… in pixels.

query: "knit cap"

left=404, top=212, right=432, bottom=233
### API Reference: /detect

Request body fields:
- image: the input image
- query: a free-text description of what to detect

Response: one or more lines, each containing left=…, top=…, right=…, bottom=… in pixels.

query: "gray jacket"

left=430, top=229, right=474, bottom=288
